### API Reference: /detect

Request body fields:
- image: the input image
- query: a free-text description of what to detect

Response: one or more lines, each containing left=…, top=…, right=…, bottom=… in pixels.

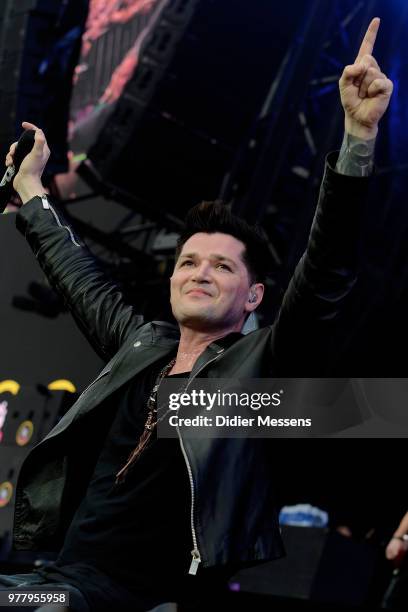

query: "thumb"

left=21, top=122, right=45, bottom=156
left=32, top=129, right=46, bottom=155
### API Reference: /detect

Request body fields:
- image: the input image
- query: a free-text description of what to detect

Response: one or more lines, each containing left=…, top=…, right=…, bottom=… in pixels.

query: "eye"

left=216, top=263, right=232, bottom=271
left=180, top=259, right=194, bottom=267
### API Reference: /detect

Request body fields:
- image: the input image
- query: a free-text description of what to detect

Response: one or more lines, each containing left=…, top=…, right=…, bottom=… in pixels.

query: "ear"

left=244, top=283, right=264, bottom=313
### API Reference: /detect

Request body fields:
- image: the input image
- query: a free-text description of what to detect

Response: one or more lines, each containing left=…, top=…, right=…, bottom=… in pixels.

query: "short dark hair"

left=175, top=200, right=272, bottom=283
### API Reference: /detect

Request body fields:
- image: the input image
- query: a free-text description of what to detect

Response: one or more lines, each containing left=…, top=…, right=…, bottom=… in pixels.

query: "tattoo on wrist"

left=335, top=133, right=376, bottom=177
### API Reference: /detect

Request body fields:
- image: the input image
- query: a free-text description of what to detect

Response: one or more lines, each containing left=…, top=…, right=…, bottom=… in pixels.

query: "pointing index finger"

left=355, top=17, right=380, bottom=62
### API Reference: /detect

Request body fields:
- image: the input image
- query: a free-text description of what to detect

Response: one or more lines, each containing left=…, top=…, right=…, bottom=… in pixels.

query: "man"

left=0, top=18, right=393, bottom=612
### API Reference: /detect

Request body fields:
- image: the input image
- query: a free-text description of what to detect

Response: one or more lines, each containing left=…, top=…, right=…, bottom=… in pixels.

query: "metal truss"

left=222, top=0, right=379, bottom=324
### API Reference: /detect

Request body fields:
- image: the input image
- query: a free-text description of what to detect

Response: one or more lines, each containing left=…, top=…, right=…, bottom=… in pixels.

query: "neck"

left=170, top=323, right=240, bottom=374
left=178, top=322, right=241, bottom=353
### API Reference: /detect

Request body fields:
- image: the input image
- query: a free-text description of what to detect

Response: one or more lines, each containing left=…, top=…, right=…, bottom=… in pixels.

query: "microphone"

left=0, top=129, right=35, bottom=213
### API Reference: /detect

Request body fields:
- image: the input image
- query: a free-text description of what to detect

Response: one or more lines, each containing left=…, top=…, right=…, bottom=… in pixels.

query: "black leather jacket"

left=12, top=154, right=369, bottom=571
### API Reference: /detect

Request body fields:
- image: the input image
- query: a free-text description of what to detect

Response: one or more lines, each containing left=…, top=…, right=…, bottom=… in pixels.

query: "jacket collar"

left=135, top=320, right=180, bottom=348
left=143, top=321, right=242, bottom=349
left=190, top=331, right=243, bottom=377
left=136, top=321, right=243, bottom=376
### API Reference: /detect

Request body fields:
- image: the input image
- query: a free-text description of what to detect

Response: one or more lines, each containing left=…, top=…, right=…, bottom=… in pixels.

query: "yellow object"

left=0, top=380, right=20, bottom=395
left=47, top=379, right=76, bottom=393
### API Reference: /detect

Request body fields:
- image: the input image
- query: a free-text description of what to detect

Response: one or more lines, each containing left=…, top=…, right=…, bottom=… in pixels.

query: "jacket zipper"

left=40, top=189, right=224, bottom=573
left=176, top=349, right=224, bottom=575
left=41, top=195, right=81, bottom=247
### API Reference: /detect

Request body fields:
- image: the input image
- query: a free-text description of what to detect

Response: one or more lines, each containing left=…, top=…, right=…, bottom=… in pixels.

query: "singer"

left=0, top=18, right=393, bottom=612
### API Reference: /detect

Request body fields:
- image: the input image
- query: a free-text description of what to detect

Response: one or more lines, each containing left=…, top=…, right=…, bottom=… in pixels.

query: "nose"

left=191, top=260, right=211, bottom=282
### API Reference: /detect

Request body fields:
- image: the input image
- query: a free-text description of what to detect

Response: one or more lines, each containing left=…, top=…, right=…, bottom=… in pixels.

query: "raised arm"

left=337, top=17, right=393, bottom=176
left=6, top=122, right=144, bottom=361
left=273, top=18, right=393, bottom=374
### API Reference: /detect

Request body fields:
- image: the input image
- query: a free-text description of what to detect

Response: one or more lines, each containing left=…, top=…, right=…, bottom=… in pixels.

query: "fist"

left=386, top=538, right=408, bottom=564
left=5, top=121, right=50, bottom=196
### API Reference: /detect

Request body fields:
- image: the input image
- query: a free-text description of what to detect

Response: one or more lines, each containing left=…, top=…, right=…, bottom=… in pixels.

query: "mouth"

left=185, top=289, right=212, bottom=297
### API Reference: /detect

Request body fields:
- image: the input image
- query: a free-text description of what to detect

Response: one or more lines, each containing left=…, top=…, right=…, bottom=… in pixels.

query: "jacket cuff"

left=319, top=151, right=372, bottom=218
left=16, top=195, right=47, bottom=236
left=325, top=150, right=372, bottom=185
left=15, top=194, right=83, bottom=251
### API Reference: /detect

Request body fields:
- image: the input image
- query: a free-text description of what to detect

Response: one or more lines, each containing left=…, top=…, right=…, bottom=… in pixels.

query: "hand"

left=339, top=18, right=393, bottom=140
left=5, top=121, right=50, bottom=203
left=336, top=525, right=353, bottom=538
left=386, top=538, right=408, bottom=565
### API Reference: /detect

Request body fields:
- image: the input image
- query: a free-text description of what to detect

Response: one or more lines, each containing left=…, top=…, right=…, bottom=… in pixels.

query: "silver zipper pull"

left=189, top=549, right=201, bottom=575
left=41, top=195, right=50, bottom=209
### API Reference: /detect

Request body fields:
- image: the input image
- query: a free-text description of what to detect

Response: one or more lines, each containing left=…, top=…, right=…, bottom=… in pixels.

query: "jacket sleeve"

left=272, top=152, right=370, bottom=375
left=16, top=195, right=144, bottom=362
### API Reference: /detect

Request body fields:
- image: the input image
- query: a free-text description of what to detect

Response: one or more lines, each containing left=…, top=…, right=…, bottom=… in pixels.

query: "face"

left=170, top=232, right=263, bottom=332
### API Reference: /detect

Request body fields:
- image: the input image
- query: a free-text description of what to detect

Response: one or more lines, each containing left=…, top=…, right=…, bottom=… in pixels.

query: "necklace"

left=115, top=357, right=177, bottom=483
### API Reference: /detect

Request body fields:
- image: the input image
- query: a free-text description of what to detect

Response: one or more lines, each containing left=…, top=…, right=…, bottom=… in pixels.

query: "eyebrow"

left=179, top=252, right=238, bottom=266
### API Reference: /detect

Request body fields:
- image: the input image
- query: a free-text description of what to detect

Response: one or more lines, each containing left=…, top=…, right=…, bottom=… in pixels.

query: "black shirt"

left=39, top=360, right=194, bottom=609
